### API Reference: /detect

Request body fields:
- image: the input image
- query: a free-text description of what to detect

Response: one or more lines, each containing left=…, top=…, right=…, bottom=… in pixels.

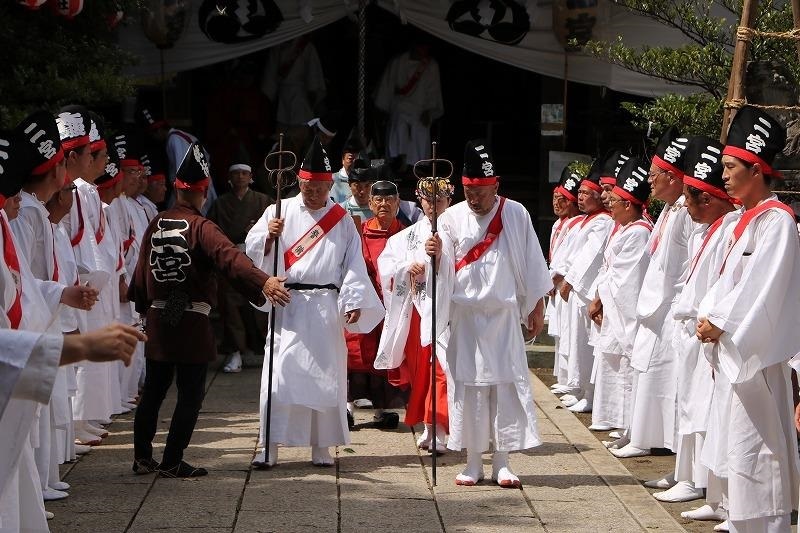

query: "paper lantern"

left=141, top=0, right=191, bottom=49
left=552, top=0, right=598, bottom=51
left=50, top=0, right=84, bottom=19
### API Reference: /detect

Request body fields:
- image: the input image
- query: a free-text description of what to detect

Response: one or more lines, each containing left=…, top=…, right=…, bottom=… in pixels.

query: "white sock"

left=456, top=451, right=484, bottom=484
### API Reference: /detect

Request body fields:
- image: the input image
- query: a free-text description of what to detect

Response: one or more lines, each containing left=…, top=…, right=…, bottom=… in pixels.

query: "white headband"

left=228, top=164, right=252, bottom=173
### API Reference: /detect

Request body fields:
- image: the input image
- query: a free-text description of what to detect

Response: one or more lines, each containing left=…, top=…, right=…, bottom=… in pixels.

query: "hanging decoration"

left=446, top=0, right=530, bottom=46
left=141, top=0, right=191, bottom=49
left=198, top=0, right=283, bottom=44
left=552, top=0, right=598, bottom=51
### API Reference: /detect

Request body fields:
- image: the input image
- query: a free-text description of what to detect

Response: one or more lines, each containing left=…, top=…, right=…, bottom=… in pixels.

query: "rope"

left=724, top=98, right=800, bottom=112
left=737, top=25, right=800, bottom=41
left=357, top=0, right=367, bottom=145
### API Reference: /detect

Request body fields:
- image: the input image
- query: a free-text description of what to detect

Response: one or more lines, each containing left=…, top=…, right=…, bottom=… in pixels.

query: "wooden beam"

left=721, top=0, right=759, bottom=143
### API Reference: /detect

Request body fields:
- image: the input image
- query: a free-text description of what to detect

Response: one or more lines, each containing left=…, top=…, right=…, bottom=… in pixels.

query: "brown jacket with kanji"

left=128, top=204, right=269, bottom=363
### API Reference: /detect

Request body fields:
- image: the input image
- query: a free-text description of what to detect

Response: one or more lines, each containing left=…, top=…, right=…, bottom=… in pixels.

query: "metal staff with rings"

left=260, top=133, right=297, bottom=467
left=412, top=141, right=453, bottom=487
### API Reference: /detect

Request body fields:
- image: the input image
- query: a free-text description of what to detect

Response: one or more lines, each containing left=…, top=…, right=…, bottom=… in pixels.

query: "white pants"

left=729, top=514, right=790, bottom=533
left=259, top=402, right=348, bottom=448
left=447, top=382, right=540, bottom=453
left=0, top=442, right=48, bottom=533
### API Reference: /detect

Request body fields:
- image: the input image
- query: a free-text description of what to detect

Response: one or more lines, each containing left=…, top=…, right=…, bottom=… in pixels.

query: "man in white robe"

left=374, top=42, right=444, bottom=165
left=246, top=139, right=383, bottom=467
left=611, top=129, right=696, bottom=462
left=59, top=105, right=118, bottom=443
left=587, top=158, right=652, bottom=433
left=656, top=138, right=738, bottom=506
left=436, top=140, right=551, bottom=487
left=261, top=36, right=326, bottom=129
left=375, top=176, right=454, bottom=452
left=554, top=163, right=614, bottom=413
left=696, top=106, right=800, bottom=533
left=546, top=166, right=583, bottom=394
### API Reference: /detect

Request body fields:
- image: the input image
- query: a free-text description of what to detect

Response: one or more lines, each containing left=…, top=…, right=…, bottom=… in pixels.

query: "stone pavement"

left=48, top=357, right=686, bottom=533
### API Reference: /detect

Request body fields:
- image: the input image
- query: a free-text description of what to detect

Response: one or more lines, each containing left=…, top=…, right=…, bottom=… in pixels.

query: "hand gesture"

left=345, top=309, right=361, bottom=324
left=61, top=285, right=99, bottom=311
left=696, top=318, right=723, bottom=343
left=263, top=276, right=290, bottom=307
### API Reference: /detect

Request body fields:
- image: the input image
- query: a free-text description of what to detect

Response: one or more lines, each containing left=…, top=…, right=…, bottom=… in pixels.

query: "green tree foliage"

left=582, top=0, right=798, bottom=137
left=0, top=1, right=138, bottom=128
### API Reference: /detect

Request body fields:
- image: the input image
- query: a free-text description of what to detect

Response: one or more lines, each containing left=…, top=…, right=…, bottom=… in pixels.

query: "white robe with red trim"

left=628, top=197, right=696, bottom=451
left=559, top=211, right=614, bottom=392
left=697, top=198, right=800, bottom=523
left=245, top=196, right=383, bottom=447
left=437, top=198, right=551, bottom=451
left=590, top=221, right=651, bottom=428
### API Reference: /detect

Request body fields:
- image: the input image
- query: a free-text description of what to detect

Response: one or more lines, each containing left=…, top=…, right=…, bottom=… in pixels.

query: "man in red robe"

left=346, top=179, right=405, bottom=429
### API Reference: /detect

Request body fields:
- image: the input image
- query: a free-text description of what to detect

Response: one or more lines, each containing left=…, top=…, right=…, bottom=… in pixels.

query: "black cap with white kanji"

left=95, top=150, right=122, bottom=191
left=298, top=137, right=333, bottom=181
left=723, top=106, right=786, bottom=177
left=175, top=142, right=211, bottom=191
left=683, top=136, right=731, bottom=200
left=112, top=134, right=141, bottom=169
left=55, top=105, right=91, bottom=151
left=613, top=157, right=651, bottom=206
left=14, top=110, right=64, bottom=178
left=138, top=107, right=169, bottom=132
left=88, top=111, right=106, bottom=153
left=600, top=150, right=630, bottom=185
left=652, top=126, right=690, bottom=177
left=462, top=139, right=498, bottom=186
left=580, top=157, right=603, bottom=193
left=555, top=165, right=581, bottom=203
left=0, top=130, right=22, bottom=205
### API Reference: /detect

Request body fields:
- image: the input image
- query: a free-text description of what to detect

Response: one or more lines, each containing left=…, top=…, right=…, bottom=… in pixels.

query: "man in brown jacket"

left=129, top=143, right=289, bottom=478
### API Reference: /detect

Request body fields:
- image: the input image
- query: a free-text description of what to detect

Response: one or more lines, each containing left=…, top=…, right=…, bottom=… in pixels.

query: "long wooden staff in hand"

left=261, top=134, right=296, bottom=467
left=413, top=142, right=453, bottom=487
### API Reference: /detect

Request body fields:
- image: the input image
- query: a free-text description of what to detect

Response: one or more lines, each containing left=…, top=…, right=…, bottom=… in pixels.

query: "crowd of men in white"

left=548, top=107, right=800, bottom=533
left=0, top=101, right=797, bottom=533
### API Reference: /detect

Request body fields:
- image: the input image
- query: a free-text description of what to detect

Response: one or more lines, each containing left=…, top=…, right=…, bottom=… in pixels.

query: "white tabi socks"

left=252, top=443, right=278, bottom=468
left=653, top=480, right=704, bottom=502
left=610, top=443, right=649, bottom=458
left=643, top=471, right=676, bottom=489
left=455, top=451, right=484, bottom=486
left=568, top=398, right=592, bottom=413
left=311, top=447, right=334, bottom=466
left=416, top=424, right=447, bottom=454
left=491, top=451, right=521, bottom=488
left=681, top=504, right=727, bottom=522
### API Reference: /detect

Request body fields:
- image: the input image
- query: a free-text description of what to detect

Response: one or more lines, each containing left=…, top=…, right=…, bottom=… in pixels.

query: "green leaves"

left=621, top=94, right=724, bottom=138
left=0, top=1, right=139, bottom=127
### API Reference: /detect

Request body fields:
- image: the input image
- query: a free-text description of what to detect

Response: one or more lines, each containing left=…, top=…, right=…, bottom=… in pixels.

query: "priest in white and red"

left=554, top=160, right=614, bottom=413
left=611, top=128, right=696, bottom=461
left=245, top=138, right=384, bottom=467
left=697, top=106, right=800, bottom=533
left=547, top=166, right=583, bottom=393
left=437, top=140, right=551, bottom=488
left=651, top=138, right=739, bottom=509
left=588, top=158, right=652, bottom=433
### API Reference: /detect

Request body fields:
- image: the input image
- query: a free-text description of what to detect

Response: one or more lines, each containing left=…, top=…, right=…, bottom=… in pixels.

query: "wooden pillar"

left=721, top=0, right=759, bottom=143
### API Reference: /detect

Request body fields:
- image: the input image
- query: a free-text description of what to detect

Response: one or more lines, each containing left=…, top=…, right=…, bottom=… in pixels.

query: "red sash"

left=1, top=216, right=22, bottom=329
left=649, top=205, right=675, bottom=254
left=95, top=207, right=106, bottom=244
left=686, top=216, right=725, bottom=282
left=719, top=200, right=795, bottom=275
left=70, top=191, right=85, bottom=247
left=580, top=209, right=609, bottom=229
left=395, top=56, right=430, bottom=96
left=455, top=197, right=506, bottom=272
left=549, top=217, right=567, bottom=262
left=51, top=232, right=59, bottom=282
left=283, top=204, right=347, bottom=270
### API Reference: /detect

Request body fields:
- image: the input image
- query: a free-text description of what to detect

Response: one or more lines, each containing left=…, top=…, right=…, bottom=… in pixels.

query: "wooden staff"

left=721, top=0, right=759, bottom=143
left=262, top=134, right=296, bottom=467
left=413, top=144, right=454, bottom=487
